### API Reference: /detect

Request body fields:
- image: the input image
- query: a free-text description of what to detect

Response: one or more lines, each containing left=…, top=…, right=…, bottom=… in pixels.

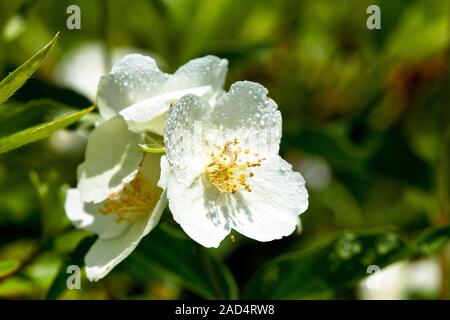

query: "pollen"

left=99, top=175, right=159, bottom=223
left=205, top=139, right=264, bottom=193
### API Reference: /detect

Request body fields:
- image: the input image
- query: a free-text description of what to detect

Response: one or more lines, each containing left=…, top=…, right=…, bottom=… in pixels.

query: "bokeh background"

left=0, top=0, right=449, bottom=299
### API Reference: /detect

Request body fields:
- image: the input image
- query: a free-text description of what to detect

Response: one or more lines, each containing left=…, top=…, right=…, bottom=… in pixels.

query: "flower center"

left=99, top=174, right=160, bottom=223
left=205, top=138, right=265, bottom=193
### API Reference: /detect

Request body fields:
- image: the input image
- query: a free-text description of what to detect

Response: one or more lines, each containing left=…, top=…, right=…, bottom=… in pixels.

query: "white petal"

left=209, top=81, right=282, bottom=156
left=166, top=156, right=307, bottom=246
left=229, top=156, right=308, bottom=241
left=164, top=95, right=213, bottom=186
left=119, top=86, right=212, bottom=135
left=157, top=155, right=171, bottom=190
left=85, top=190, right=167, bottom=281
left=139, top=152, right=164, bottom=183
left=65, top=189, right=129, bottom=239
left=166, top=174, right=230, bottom=248
left=77, top=116, right=143, bottom=203
left=162, top=55, right=228, bottom=94
left=53, top=43, right=105, bottom=102
left=164, top=81, right=283, bottom=187
left=97, top=54, right=168, bottom=120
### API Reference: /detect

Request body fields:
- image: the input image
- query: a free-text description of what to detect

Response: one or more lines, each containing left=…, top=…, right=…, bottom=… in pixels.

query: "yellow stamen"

left=99, top=174, right=160, bottom=223
left=205, top=139, right=264, bottom=193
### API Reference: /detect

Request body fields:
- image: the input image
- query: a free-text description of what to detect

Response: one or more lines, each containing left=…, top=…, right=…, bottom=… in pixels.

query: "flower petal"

left=53, top=42, right=105, bottom=102
left=97, top=54, right=168, bottom=120
left=116, top=55, right=227, bottom=134
left=164, top=81, right=283, bottom=187
left=228, top=156, right=308, bottom=241
left=65, top=188, right=130, bottom=239
left=139, top=152, right=164, bottom=183
left=119, top=86, right=212, bottom=135
left=157, top=155, right=171, bottom=190
left=85, top=190, right=167, bottom=281
left=166, top=173, right=230, bottom=248
left=209, top=81, right=282, bottom=157
left=164, top=95, right=213, bottom=185
left=77, top=116, right=143, bottom=203
left=162, top=55, right=228, bottom=95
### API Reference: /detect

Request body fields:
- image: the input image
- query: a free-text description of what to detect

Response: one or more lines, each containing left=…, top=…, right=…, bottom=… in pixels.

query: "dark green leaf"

left=0, top=99, right=75, bottom=137
left=0, top=32, right=59, bottom=105
left=0, top=260, right=19, bottom=277
left=133, top=224, right=238, bottom=299
left=414, top=224, right=450, bottom=255
left=244, top=225, right=450, bottom=299
left=0, top=105, right=95, bottom=154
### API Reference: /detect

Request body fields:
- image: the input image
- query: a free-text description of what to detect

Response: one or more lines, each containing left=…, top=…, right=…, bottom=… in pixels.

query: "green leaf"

left=132, top=224, right=238, bottom=299
left=0, top=99, right=76, bottom=137
left=0, top=32, right=59, bottom=105
left=45, top=236, right=96, bottom=300
left=243, top=225, right=450, bottom=299
left=0, top=260, right=19, bottom=277
left=0, top=105, right=95, bottom=154
left=414, top=224, right=450, bottom=255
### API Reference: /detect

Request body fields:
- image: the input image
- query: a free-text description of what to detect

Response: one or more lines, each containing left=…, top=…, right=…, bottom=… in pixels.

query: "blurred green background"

left=0, top=0, right=449, bottom=299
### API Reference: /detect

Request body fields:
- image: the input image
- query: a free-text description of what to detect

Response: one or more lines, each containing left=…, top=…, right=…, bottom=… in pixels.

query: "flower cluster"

left=65, top=54, right=308, bottom=281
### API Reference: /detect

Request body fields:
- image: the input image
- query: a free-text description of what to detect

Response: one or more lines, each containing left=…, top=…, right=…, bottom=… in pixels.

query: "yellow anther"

left=205, top=139, right=264, bottom=194
left=99, top=175, right=160, bottom=223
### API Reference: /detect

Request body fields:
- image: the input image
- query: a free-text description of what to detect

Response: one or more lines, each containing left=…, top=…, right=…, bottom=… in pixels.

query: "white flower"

left=101, top=54, right=228, bottom=136
left=76, top=54, right=227, bottom=204
left=65, top=53, right=228, bottom=281
left=160, top=81, right=309, bottom=248
left=65, top=153, right=166, bottom=281
left=53, top=42, right=148, bottom=102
